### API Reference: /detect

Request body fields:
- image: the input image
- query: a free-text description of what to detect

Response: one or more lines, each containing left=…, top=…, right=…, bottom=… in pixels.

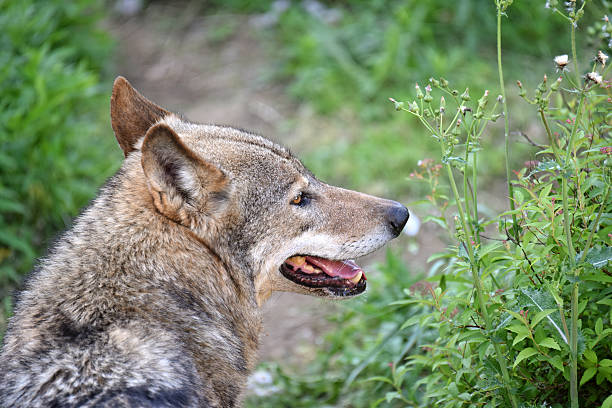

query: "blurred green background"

left=0, top=0, right=609, bottom=405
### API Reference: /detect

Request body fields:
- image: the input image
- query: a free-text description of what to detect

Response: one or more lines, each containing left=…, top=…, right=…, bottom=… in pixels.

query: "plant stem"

left=496, top=2, right=519, bottom=242
left=565, top=85, right=585, bottom=408
left=579, top=186, right=610, bottom=264
left=472, top=152, right=480, bottom=245
left=571, top=20, right=581, bottom=87
left=539, top=110, right=563, bottom=161
left=445, top=163, right=518, bottom=408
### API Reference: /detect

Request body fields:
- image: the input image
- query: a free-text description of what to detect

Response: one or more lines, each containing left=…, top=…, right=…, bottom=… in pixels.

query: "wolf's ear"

left=141, top=124, right=229, bottom=222
left=111, top=76, right=170, bottom=157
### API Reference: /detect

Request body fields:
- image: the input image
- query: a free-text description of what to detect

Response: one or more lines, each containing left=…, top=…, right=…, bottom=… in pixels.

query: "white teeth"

left=349, top=271, right=362, bottom=284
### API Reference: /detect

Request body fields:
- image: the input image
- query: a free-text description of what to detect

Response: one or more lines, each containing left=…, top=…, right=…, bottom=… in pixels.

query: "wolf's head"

left=111, top=77, right=408, bottom=304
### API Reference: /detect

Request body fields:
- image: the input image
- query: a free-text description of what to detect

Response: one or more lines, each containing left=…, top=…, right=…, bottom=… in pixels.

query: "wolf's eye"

left=291, top=193, right=303, bottom=205
left=290, top=192, right=310, bottom=206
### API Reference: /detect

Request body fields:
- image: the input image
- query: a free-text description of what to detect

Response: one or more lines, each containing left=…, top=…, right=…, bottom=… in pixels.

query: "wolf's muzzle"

left=386, top=202, right=409, bottom=237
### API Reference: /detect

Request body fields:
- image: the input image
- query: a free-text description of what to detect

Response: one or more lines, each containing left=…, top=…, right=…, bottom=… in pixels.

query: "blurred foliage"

left=260, top=0, right=606, bottom=197
left=0, top=0, right=118, bottom=335
left=273, top=0, right=574, bottom=118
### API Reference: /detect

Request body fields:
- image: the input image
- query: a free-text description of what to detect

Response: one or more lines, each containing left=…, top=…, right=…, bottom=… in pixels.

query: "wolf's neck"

left=45, top=165, right=263, bottom=378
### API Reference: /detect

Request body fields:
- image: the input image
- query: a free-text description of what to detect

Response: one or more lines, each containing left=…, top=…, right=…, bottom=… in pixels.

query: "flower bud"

left=460, top=88, right=470, bottom=101
left=388, top=97, right=404, bottom=111
left=424, top=86, right=433, bottom=103
left=408, top=101, right=419, bottom=114
left=516, top=81, right=526, bottom=97
left=416, top=83, right=424, bottom=99
left=477, top=90, right=489, bottom=110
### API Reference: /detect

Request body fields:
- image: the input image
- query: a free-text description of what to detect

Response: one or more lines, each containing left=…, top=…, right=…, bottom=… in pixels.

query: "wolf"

left=0, top=77, right=409, bottom=407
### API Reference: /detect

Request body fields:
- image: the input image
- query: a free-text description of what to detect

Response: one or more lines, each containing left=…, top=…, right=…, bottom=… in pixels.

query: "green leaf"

left=457, top=392, right=472, bottom=401
left=423, top=216, right=448, bottom=230
left=600, top=359, right=612, bottom=367
left=364, top=376, right=394, bottom=385
left=529, top=159, right=560, bottom=175
left=0, top=229, right=35, bottom=258
left=513, top=332, right=530, bottom=347
left=584, top=349, right=597, bottom=364
left=539, top=337, right=561, bottom=350
left=0, top=198, right=25, bottom=214
left=596, top=318, right=603, bottom=336
left=519, top=289, right=569, bottom=345
left=531, top=309, right=556, bottom=329
left=549, top=355, right=565, bottom=372
left=603, top=394, right=612, bottom=408
left=580, top=367, right=597, bottom=386
left=513, top=347, right=538, bottom=369
left=597, top=298, right=612, bottom=307
left=384, top=391, right=402, bottom=403
left=577, top=246, right=612, bottom=269
left=443, top=156, right=467, bottom=166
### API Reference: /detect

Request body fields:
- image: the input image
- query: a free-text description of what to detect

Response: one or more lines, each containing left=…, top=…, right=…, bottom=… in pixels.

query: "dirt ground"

left=108, top=3, right=446, bottom=364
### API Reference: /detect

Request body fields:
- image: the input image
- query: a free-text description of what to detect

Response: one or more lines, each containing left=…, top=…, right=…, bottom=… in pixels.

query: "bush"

left=0, top=0, right=116, bottom=337
left=248, top=1, right=611, bottom=407
left=384, top=1, right=611, bottom=405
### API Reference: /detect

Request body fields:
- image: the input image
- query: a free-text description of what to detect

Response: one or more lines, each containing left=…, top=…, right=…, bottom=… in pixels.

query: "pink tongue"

left=305, top=256, right=364, bottom=280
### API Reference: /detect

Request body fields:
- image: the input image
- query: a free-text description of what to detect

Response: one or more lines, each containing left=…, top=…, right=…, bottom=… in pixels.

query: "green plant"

left=0, top=0, right=116, bottom=337
left=382, top=1, right=611, bottom=406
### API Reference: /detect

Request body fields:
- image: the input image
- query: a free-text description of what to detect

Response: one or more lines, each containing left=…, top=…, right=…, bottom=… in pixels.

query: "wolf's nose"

left=387, top=202, right=409, bottom=237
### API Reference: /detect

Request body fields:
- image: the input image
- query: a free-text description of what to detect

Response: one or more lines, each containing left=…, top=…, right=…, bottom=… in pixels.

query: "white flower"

left=247, top=370, right=280, bottom=397
left=554, top=54, right=569, bottom=70
left=597, top=50, right=608, bottom=66
left=586, top=72, right=603, bottom=84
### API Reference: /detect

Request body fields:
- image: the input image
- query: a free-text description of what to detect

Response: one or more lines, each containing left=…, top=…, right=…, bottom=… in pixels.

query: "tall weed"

left=384, top=1, right=611, bottom=405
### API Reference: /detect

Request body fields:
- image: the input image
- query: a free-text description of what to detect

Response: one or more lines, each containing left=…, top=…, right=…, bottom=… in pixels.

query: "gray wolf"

left=0, top=77, right=408, bottom=407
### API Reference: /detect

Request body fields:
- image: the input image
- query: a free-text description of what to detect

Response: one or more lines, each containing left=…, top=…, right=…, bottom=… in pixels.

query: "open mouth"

left=279, top=255, right=367, bottom=297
